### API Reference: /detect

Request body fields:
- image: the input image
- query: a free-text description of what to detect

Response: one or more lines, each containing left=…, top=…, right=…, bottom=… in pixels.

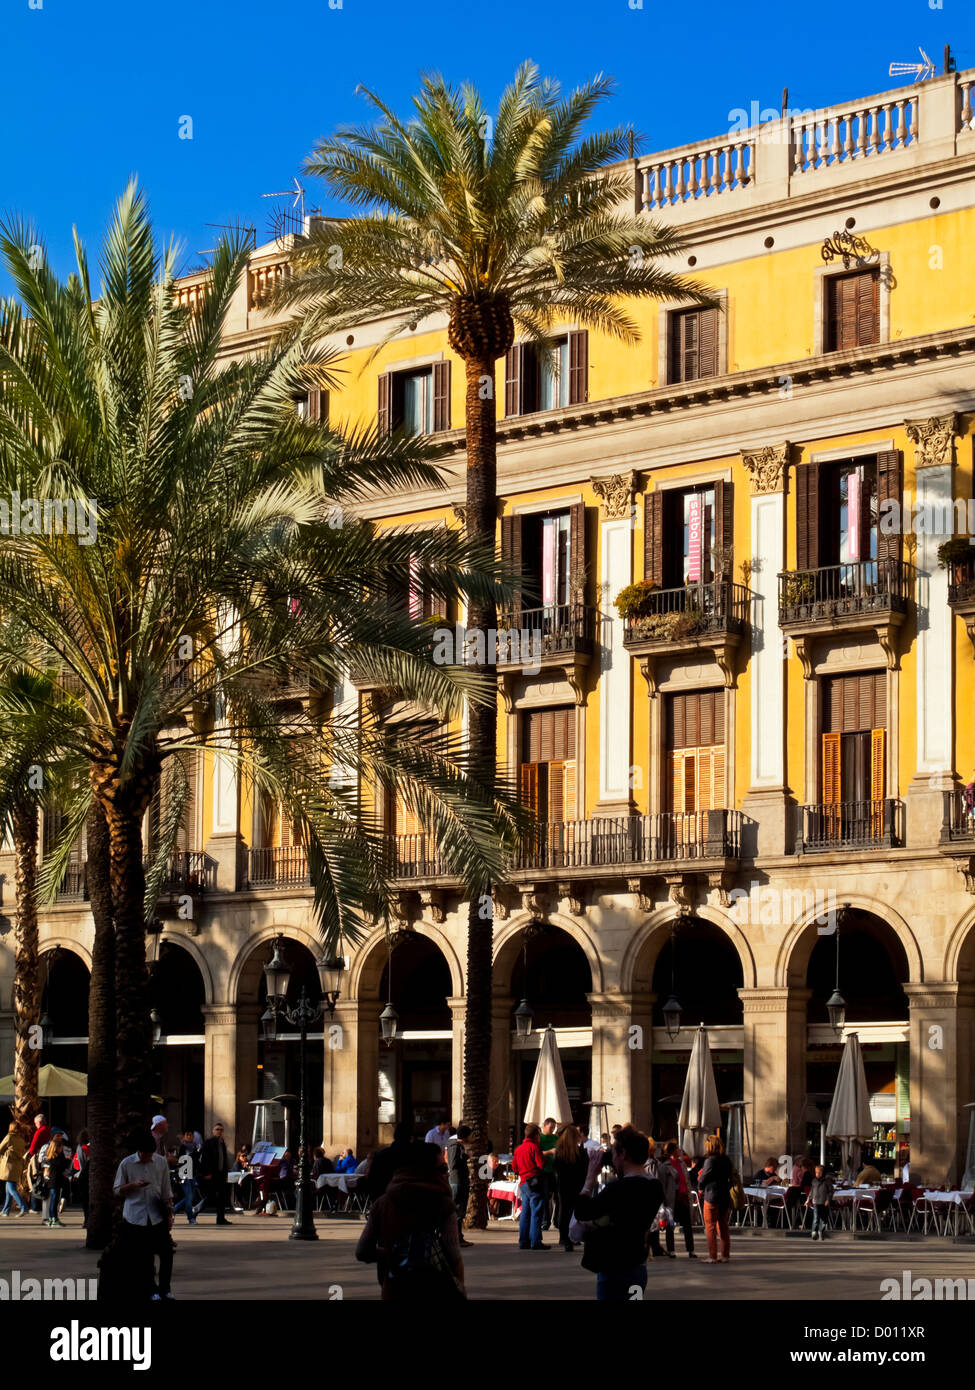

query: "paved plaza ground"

left=3, top=1213, right=975, bottom=1301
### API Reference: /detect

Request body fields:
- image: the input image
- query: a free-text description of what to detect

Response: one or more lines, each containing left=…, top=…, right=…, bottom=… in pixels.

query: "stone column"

left=739, top=987, right=809, bottom=1162
left=627, top=991, right=655, bottom=1134
left=905, top=982, right=975, bottom=1185
left=448, top=996, right=466, bottom=1123
left=327, top=997, right=374, bottom=1154
left=489, top=994, right=514, bottom=1150
left=202, top=1002, right=252, bottom=1148
left=905, top=415, right=958, bottom=845
left=591, top=473, right=637, bottom=816
left=588, top=992, right=636, bottom=1129
left=740, top=444, right=790, bottom=857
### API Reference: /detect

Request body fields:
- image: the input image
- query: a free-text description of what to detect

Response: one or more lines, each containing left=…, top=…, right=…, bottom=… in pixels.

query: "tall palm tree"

left=274, top=63, right=710, bottom=1224
left=0, top=185, right=520, bottom=1164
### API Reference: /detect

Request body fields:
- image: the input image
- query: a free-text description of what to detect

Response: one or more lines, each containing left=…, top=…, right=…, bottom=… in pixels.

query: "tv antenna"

left=888, top=46, right=936, bottom=83
left=196, top=219, right=256, bottom=256
left=262, top=177, right=307, bottom=244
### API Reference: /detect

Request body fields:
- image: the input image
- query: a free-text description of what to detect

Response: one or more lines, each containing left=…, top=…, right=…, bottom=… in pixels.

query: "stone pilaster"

left=588, top=992, right=637, bottom=1129
left=448, top=996, right=466, bottom=1123
left=327, top=997, right=374, bottom=1154
left=905, top=982, right=975, bottom=1186
left=739, top=986, right=809, bottom=1163
left=593, top=474, right=636, bottom=816
left=488, top=994, right=514, bottom=1149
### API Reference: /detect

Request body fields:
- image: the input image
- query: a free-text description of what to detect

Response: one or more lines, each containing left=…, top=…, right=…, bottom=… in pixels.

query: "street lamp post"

left=262, top=939, right=344, bottom=1242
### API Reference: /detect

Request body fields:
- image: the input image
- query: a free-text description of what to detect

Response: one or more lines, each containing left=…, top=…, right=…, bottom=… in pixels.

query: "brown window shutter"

left=520, top=763, right=539, bottom=815
left=668, top=313, right=682, bottom=383
left=685, top=692, right=700, bottom=749
left=306, top=388, right=322, bottom=423
left=568, top=330, right=589, bottom=405
left=699, top=308, right=719, bottom=378
left=378, top=373, right=391, bottom=435
left=713, top=479, right=733, bottom=569
left=668, top=750, right=686, bottom=813
left=540, top=711, right=555, bottom=764
left=566, top=707, right=576, bottom=759
left=432, top=360, right=451, bottom=432
left=795, top=463, right=820, bottom=572
left=711, top=748, right=726, bottom=809
left=683, top=752, right=697, bottom=813
left=645, top=491, right=664, bottom=586
left=870, top=728, right=886, bottom=801
left=843, top=676, right=858, bottom=732
left=699, top=691, right=714, bottom=747
left=858, top=271, right=880, bottom=346
left=562, top=759, right=577, bottom=819
left=874, top=671, right=887, bottom=730
left=822, top=732, right=841, bottom=803
left=500, top=512, right=523, bottom=612
left=552, top=709, right=567, bottom=762
left=504, top=345, right=523, bottom=417
left=876, top=450, right=902, bottom=563
left=668, top=693, right=686, bottom=750
left=547, top=761, right=564, bottom=824
left=569, top=502, right=587, bottom=606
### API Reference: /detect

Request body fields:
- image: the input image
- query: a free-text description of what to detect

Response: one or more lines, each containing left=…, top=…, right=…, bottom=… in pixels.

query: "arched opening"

left=379, top=933, right=452, bottom=1142
left=252, top=938, right=324, bottom=1151
left=39, top=948, right=89, bottom=1136
left=802, top=908, right=909, bottom=1175
left=648, top=917, right=744, bottom=1141
left=507, top=923, right=593, bottom=1138
left=148, top=942, right=206, bottom=1136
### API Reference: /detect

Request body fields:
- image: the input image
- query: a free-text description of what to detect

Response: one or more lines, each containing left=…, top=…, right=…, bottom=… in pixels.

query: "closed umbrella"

left=962, top=1103, right=975, bottom=1191
left=523, top=1026, right=573, bottom=1126
left=0, top=1063, right=87, bottom=1098
left=826, top=1032, right=872, bottom=1179
left=679, top=1026, right=721, bottom=1157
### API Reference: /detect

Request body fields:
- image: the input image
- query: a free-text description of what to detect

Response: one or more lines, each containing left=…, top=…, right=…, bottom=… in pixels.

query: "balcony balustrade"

left=247, top=845, right=310, bottom=889
left=795, top=799, right=902, bottom=853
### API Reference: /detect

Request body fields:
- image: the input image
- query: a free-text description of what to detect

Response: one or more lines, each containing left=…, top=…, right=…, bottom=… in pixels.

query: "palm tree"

left=0, top=185, right=520, bottom=1172
left=274, top=64, right=710, bottom=1224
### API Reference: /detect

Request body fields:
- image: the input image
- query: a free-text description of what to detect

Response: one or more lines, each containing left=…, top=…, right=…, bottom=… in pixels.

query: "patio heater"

left=586, top=1101, right=611, bottom=1148
left=962, top=1102, right=975, bottom=1192
left=721, top=1101, right=753, bottom=1182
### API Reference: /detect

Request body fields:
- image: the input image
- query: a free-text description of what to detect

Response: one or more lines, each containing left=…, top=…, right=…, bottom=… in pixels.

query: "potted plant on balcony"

left=937, top=536, right=973, bottom=569
left=781, top=572, right=815, bottom=616
left=615, top=580, right=660, bottom=637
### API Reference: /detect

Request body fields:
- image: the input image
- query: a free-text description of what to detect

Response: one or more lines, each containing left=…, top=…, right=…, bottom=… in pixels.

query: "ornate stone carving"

left=627, top=876, right=655, bottom=913
left=419, top=889, right=446, bottom=925
left=905, top=414, right=958, bottom=470
left=557, top=881, right=585, bottom=916
left=451, top=504, right=468, bottom=528
left=520, top=885, right=546, bottom=916
left=666, top=875, right=695, bottom=913
left=955, top=855, right=975, bottom=896
left=707, top=871, right=736, bottom=908
left=741, top=442, right=791, bottom=495
left=492, top=892, right=509, bottom=921
left=591, top=472, right=637, bottom=520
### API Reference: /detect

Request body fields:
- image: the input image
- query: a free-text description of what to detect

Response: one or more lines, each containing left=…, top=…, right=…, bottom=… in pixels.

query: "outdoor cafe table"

left=487, top=1179, right=521, bottom=1218
left=830, top=1185, right=882, bottom=1230
left=921, top=1188, right=975, bottom=1234
left=743, top=1184, right=789, bottom=1227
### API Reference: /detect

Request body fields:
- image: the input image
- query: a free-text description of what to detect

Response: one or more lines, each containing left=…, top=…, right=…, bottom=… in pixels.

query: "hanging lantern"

left=379, top=1001, right=399, bottom=1045
left=662, top=994, right=683, bottom=1042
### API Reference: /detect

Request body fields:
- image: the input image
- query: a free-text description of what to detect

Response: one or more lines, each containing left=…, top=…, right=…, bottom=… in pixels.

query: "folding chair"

left=766, top=1189, right=788, bottom=1230
left=345, top=1178, right=370, bottom=1216
left=853, top=1190, right=881, bottom=1232
left=315, top=1175, right=336, bottom=1212
left=908, top=1194, right=940, bottom=1235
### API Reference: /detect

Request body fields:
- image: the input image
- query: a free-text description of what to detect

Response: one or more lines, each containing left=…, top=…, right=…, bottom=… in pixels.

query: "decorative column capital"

left=741, top=442, right=791, bottom=495
left=591, top=471, right=637, bottom=520
left=904, top=414, right=958, bottom=470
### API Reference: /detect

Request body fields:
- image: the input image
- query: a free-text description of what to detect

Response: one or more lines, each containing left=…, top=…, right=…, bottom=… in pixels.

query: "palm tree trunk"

left=11, top=797, right=40, bottom=1140
left=461, top=352, right=499, bottom=1228
left=93, top=765, right=156, bottom=1143
left=85, top=799, right=116, bottom=1249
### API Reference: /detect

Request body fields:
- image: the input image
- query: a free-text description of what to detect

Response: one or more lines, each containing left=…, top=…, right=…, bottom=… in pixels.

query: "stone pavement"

left=3, top=1212, right=975, bottom=1300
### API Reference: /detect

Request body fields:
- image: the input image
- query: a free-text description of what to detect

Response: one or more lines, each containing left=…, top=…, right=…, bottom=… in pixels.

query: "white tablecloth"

left=743, top=1184, right=788, bottom=1200
left=922, top=1188, right=974, bottom=1206
left=316, top=1173, right=358, bottom=1192
left=832, top=1185, right=881, bottom=1204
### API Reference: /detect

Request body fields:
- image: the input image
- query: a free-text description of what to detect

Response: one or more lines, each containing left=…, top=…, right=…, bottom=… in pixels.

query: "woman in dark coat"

left=553, top=1124, right=589, bottom=1252
left=698, top=1134, right=734, bottom=1264
left=355, top=1142, right=464, bottom=1300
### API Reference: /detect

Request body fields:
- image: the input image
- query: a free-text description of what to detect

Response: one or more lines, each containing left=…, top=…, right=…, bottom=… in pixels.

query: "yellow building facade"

left=6, top=69, right=975, bottom=1181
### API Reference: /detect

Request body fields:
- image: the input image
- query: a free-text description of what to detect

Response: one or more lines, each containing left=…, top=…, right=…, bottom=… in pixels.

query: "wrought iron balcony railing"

left=495, top=603, right=596, bottom=663
left=623, top=581, right=749, bottom=646
left=947, top=551, right=975, bottom=607
left=941, top=787, right=975, bottom=843
left=778, top=559, right=911, bottom=626
left=247, top=845, right=310, bottom=888
left=796, top=799, right=902, bottom=852
left=55, top=864, right=87, bottom=903
left=159, top=850, right=216, bottom=894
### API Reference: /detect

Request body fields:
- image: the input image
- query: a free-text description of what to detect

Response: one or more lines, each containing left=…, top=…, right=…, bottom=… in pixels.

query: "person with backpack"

left=355, top=1142, right=465, bottom=1301
left=699, top=1134, right=734, bottom=1264
left=41, top=1134, right=70, bottom=1227
left=645, top=1137, right=677, bottom=1258
left=571, top=1125, right=663, bottom=1301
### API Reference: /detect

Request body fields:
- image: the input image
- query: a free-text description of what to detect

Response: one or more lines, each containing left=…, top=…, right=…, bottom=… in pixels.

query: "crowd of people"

left=0, top=1113, right=90, bottom=1226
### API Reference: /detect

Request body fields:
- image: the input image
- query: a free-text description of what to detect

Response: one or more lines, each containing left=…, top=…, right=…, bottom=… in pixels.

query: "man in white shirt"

left=114, top=1130, right=175, bottom=1300
left=424, top=1119, right=452, bottom=1150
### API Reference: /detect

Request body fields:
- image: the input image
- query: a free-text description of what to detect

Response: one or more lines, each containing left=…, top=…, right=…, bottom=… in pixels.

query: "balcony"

left=795, top=799, right=902, bottom=853
left=246, top=845, right=310, bottom=889
left=777, top=559, right=911, bottom=668
left=623, top=581, right=748, bottom=691
left=947, top=550, right=975, bottom=648
left=55, top=865, right=87, bottom=903
left=496, top=602, right=596, bottom=702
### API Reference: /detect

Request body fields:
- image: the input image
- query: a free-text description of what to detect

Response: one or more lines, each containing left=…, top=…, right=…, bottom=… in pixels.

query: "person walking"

left=645, top=1138, right=677, bottom=1259
left=363, top=1121, right=415, bottom=1200
left=199, top=1123, right=232, bottom=1224
left=447, top=1124, right=473, bottom=1248
left=511, top=1123, right=549, bottom=1251
left=553, top=1124, right=588, bottom=1252
left=572, top=1125, right=663, bottom=1301
left=806, top=1164, right=834, bottom=1240
left=0, top=1122, right=28, bottom=1216
left=355, top=1142, right=465, bottom=1301
left=664, top=1141, right=697, bottom=1258
left=699, top=1134, right=734, bottom=1264
left=113, top=1130, right=175, bottom=1301
left=71, top=1128, right=91, bottom=1228
left=173, top=1130, right=201, bottom=1224
left=41, top=1134, right=70, bottom=1227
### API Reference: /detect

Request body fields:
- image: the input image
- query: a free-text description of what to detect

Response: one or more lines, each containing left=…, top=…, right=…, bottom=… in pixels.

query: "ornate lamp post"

left=662, top=919, right=683, bottom=1042
left=513, top=932, right=534, bottom=1039
left=826, top=905, right=848, bottom=1039
left=262, top=938, right=345, bottom=1241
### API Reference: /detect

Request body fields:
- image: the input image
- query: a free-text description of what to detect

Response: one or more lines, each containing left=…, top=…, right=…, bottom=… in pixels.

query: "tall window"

left=666, top=690, right=726, bottom=813
left=822, top=461, right=878, bottom=568
left=520, top=707, right=576, bottom=823
left=504, top=331, right=588, bottom=416
left=522, top=511, right=572, bottom=608
left=821, top=672, right=886, bottom=805
left=668, top=307, right=719, bottom=383
left=645, top=481, right=732, bottom=591
left=824, top=270, right=879, bottom=352
left=378, top=362, right=450, bottom=435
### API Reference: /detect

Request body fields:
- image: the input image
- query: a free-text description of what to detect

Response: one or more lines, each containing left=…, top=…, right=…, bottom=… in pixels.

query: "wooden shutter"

left=569, top=502, right=587, bottom=605
left=520, top=763, right=539, bottom=815
left=568, top=330, right=589, bottom=405
left=698, top=308, right=719, bottom=378
left=504, top=345, right=523, bottom=417
left=645, top=491, right=664, bottom=586
left=822, top=732, right=841, bottom=803
left=713, top=479, right=733, bottom=572
left=432, top=361, right=451, bottom=432
left=876, top=450, right=902, bottom=564
left=378, top=373, right=391, bottom=435
left=870, top=728, right=886, bottom=801
left=669, top=750, right=688, bottom=814
left=395, top=796, right=422, bottom=838
left=562, top=759, right=577, bottom=820
left=795, top=463, right=820, bottom=572
left=711, top=747, right=726, bottom=809
left=500, top=512, right=523, bottom=612
left=547, top=761, right=564, bottom=825
left=668, top=312, right=686, bottom=383
left=858, top=271, right=879, bottom=347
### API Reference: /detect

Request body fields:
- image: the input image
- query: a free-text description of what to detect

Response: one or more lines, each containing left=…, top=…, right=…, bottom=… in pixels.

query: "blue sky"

left=1, top=0, right=966, bottom=292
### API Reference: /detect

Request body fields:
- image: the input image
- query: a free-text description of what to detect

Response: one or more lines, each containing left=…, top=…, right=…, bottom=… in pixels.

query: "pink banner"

left=687, top=495, right=702, bottom=582
left=542, top=518, right=555, bottom=606
left=847, top=468, right=861, bottom=561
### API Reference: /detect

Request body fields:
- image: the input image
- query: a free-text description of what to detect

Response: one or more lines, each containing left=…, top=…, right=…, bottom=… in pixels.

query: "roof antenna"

left=261, top=176, right=307, bottom=245
left=888, top=46, right=936, bottom=83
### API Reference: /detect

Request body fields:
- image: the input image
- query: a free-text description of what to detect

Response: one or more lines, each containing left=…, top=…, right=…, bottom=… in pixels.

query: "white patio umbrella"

left=826, top=1031, right=873, bottom=1179
left=678, top=1025, right=721, bottom=1157
left=961, top=1103, right=975, bottom=1191
left=523, top=1025, right=573, bottom=1126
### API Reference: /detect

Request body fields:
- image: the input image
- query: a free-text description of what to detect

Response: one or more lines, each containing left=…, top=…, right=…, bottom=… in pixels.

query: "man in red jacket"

left=511, top=1124, right=550, bottom=1251
left=27, top=1113, right=51, bottom=1157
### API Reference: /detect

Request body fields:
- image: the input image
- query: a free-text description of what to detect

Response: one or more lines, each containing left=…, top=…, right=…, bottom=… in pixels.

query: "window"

left=795, top=452, right=900, bottom=573
left=520, top=707, right=577, bottom=823
left=824, top=270, right=879, bottom=352
left=296, top=388, right=328, bottom=424
left=668, top=307, right=719, bottom=383
left=501, top=504, right=587, bottom=615
left=821, top=671, right=886, bottom=808
left=378, top=361, right=450, bottom=436
left=504, top=331, right=588, bottom=416
left=644, top=481, right=732, bottom=589
left=406, top=553, right=448, bottom=622
left=666, top=690, right=726, bottom=813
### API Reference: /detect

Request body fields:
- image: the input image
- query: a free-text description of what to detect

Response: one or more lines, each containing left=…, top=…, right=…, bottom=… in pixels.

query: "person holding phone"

left=113, top=1130, right=175, bottom=1300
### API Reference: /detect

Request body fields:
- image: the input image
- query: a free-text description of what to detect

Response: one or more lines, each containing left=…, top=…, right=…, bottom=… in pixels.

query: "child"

left=805, top=1164, right=833, bottom=1240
